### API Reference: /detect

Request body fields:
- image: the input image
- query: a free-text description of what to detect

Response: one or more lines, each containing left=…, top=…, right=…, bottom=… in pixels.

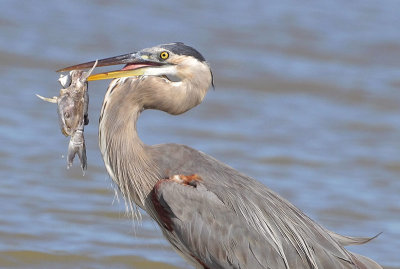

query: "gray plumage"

left=59, top=43, right=382, bottom=269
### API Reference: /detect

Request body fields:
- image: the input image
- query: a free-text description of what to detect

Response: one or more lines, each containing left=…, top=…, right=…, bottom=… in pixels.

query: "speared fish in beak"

left=56, top=51, right=164, bottom=81
left=38, top=51, right=157, bottom=173
left=36, top=61, right=98, bottom=173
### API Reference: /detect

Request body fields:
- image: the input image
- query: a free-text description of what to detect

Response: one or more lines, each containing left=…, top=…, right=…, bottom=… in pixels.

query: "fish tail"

left=77, top=142, right=87, bottom=173
left=67, top=140, right=76, bottom=169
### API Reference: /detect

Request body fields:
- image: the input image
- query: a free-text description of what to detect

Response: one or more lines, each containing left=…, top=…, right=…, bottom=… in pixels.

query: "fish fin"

left=67, top=140, right=76, bottom=169
left=82, top=59, right=98, bottom=81
left=77, top=142, right=87, bottom=173
left=84, top=115, right=89, bottom=125
left=36, top=94, right=58, bottom=103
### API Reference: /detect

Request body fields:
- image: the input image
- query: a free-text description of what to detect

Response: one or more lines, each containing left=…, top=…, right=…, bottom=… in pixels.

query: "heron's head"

left=58, top=43, right=213, bottom=115
left=58, top=42, right=213, bottom=87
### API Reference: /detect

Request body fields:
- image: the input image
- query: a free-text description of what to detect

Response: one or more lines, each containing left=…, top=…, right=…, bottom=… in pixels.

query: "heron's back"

left=146, top=143, right=381, bottom=269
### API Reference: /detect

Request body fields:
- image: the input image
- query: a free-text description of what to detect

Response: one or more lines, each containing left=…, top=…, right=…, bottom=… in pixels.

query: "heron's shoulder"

left=147, top=143, right=202, bottom=164
left=147, top=143, right=251, bottom=181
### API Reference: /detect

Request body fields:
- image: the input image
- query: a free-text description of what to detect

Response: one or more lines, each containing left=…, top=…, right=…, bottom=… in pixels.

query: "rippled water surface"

left=1, top=1, right=399, bottom=268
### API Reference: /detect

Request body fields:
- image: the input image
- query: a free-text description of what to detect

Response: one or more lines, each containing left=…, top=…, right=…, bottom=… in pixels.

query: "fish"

left=67, top=128, right=86, bottom=171
left=37, top=60, right=97, bottom=173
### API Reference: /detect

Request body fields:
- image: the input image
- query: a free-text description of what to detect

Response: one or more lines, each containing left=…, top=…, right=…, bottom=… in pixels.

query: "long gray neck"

left=98, top=78, right=160, bottom=211
left=98, top=71, right=210, bottom=212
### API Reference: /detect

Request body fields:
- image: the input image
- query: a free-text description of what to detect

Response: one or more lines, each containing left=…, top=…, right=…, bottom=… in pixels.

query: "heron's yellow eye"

left=160, top=51, right=169, bottom=60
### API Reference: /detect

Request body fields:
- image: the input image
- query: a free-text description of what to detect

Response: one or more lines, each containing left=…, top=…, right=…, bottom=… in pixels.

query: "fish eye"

left=64, top=112, right=70, bottom=118
left=160, top=51, right=169, bottom=60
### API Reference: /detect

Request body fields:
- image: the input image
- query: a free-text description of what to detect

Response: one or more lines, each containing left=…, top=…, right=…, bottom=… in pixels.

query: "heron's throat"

left=98, top=71, right=211, bottom=210
left=98, top=79, right=160, bottom=210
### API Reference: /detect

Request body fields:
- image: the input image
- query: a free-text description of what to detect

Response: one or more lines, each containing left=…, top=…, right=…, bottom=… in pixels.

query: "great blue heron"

left=58, top=42, right=382, bottom=269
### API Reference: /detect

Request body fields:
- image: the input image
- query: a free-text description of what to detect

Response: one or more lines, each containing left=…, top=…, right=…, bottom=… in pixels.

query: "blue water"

left=0, top=0, right=399, bottom=268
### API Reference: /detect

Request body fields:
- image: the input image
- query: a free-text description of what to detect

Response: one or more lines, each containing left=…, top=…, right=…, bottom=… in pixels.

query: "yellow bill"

left=87, top=68, right=147, bottom=81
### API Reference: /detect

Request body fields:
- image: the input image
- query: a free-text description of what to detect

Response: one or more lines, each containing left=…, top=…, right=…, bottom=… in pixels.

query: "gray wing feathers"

left=148, top=143, right=382, bottom=269
left=151, top=180, right=285, bottom=269
left=350, top=253, right=383, bottom=269
left=327, top=231, right=381, bottom=246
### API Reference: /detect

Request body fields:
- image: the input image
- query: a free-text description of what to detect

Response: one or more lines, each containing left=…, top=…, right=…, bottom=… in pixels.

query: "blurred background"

left=0, top=0, right=399, bottom=268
